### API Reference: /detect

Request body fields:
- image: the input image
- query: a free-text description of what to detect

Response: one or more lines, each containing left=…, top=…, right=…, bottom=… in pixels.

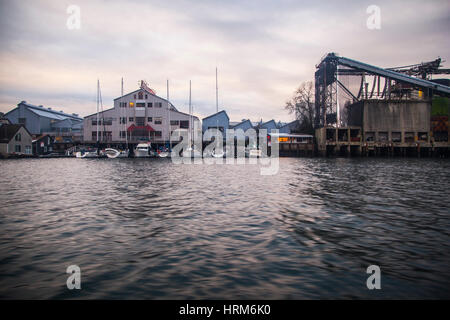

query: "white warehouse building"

left=83, top=82, right=199, bottom=145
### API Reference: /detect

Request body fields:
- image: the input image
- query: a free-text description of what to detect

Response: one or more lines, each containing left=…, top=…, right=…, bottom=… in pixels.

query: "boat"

left=157, top=145, right=171, bottom=158
left=106, top=78, right=130, bottom=159
left=212, top=149, right=227, bottom=158
left=134, top=142, right=152, bottom=158
left=105, top=148, right=128, bottom=158
left=182, top=146, right=202, bottom=158
left=245, top=144, right=262, bottom=158
left=182, top=80, right=202, bottom=158
left=75, top=150, right=99, bottom=158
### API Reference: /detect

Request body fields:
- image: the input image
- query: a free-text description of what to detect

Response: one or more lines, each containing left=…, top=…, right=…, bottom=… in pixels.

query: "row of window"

left=119, top=102, right=163, bottom=108
left=92, top=131, right=163, bottom=139
left=119, top=131, right=162, bottom=137
left=93, top=118, right=189, bottom=127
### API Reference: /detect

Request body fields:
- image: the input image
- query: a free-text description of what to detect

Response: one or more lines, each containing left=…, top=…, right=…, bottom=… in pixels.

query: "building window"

left=129, top=117, right=134, bottom=122
left=148, top=117, right=152, bottom=122
left=92, top=131, right=97, bottom=140
left=136, top=103, right=145, bottom=108
left=180, top=120, right=189, bottom=128
left=120, top=131, right=127, bottom=138
left=138, top=92, right=143, bottom=99
left=120, top=102, right=127, bottom=108
left=134, top=94, right=136, bottom=99
left=155, top=131, right=162, bottom=137
left=136, top=117, right=145, bottom=126
left=129, top=102, right=134, bottom=108
left=18, top=118, right=26, bottom=125
left=147, top=102, right=153, bottom=108
left=170, top=120, right=179, bottom=125
left=156, top=102, right=162, bottom=108
left=15, top=145, right=21, bottom=153
left=15, top=133, right=21, bottom=141
left=145, top=94, right=148, bottom=99
left=120, top=117, right=127, bottom=124
left=154, top=117, right=162, bottom=124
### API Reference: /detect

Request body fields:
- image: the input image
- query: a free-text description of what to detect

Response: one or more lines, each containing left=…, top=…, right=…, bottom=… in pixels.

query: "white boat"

left=105, top=148, right=128, bottom=158
left=245, top=146, right=262, bottom=158
left=157, top=151, right=170, bottom=158
left=134, top=143, right=152, bottom=158
left=212, top=149, right=226, bottom=158
left=182, top=146, right=202, bottom=158
left=75, top=150, right=99, bottom=158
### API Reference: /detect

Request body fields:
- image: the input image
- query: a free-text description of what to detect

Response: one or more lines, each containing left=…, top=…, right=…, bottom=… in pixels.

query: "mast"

left=122, top=77, right=128, bottom=149
left=96, top=79, right=99, bottom=144
left=216, top=67, right=219, bottom=131
left=167, top=79, right=171, bottom=150
left=216, top=67, right=218, bottom=113
left=189, top=80, right=192, bottom=146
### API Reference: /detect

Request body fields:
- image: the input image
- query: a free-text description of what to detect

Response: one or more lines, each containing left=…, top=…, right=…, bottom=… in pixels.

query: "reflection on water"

left=0, top=157, right=449, bottom=299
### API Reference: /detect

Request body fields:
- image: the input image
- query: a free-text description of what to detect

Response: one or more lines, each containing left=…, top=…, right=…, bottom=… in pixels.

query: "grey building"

left=202, top=110, right=229, bottom=136
left=230, top=119, right=254, bottom=131
left=279, top=120, right=301, bottom=134
left=4, top=101, right=83, bottom=141
left=258, top=119, right=278, bottom=132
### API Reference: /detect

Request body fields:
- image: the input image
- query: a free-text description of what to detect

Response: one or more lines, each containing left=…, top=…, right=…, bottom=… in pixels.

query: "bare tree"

left=284, top=81, right=315, bottom=134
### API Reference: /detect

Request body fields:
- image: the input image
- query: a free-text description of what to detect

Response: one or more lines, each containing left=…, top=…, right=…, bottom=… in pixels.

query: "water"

left=0, top=157, right=449, bottom=299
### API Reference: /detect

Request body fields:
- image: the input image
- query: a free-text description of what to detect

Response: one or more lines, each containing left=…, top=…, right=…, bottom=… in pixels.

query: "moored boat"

left=134, top=143, right=152, bottom=158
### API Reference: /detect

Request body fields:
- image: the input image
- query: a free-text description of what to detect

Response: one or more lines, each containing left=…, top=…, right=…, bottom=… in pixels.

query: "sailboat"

left=211, top=67, right=226, bottom=158
left=158, top=79, right=171, bottom=158
left=182, top=80, right=202, bottom=158
left=106, top=78, right=129, bottom=159
left=78, top=79, right=104, bottom=158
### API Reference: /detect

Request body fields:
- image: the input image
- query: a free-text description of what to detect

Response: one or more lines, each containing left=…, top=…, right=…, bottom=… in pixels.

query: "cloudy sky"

left=0, top=0, right=449, bottom=122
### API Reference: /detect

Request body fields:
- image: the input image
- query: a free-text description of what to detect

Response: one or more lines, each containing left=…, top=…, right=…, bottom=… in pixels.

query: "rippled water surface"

left=0, top=157, right=449, bottom=299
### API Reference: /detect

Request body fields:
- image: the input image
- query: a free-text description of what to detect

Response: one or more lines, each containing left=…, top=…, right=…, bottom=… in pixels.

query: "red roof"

left=127, top=124, right=155, bottom=132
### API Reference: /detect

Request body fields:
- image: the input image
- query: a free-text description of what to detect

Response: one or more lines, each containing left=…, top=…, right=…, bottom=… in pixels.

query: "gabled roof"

left=0, top=124, right=31, bottom=143
left=84, top=107, right=115, bottom=118
left=229, top=119, right=253, bottom=129
left=114, top=88, right=178, bottom=111
left=7, top=101, right=83, bottom=121
left=202, top=110, right=229, bottom=121
left=259, top=119, right=277, bottom=128
left=279, top=120, right=299, bottom=129
left=32, top=134, right=52, bottom=143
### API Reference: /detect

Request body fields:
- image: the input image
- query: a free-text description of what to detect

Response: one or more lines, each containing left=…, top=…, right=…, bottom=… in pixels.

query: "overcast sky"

left=0, top=0, right=449, bottom=122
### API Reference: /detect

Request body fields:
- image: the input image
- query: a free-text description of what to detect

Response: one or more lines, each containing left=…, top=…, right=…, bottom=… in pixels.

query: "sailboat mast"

left=216, top=67, right=219, bottom=131
left=96, top=79, right=99, bottom=143
left=122, top=77, right=128, bottom=149
left=189, top=80, right=192, bottom=146
left=167, top=79, right=171, bottom=150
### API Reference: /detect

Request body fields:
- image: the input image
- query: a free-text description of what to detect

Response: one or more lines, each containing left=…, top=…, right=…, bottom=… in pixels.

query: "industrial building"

left=4, top=101, right=83, bottom=141
left=314, top=53, right=450, bottom=156
left=83, top=81, right=199, bottom=146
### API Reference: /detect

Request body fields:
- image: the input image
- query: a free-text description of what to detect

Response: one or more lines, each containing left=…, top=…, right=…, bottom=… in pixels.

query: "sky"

left=0, top=0, right=449, bottom=122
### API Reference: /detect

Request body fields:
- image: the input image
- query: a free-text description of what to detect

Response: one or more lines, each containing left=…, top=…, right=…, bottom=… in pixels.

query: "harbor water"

left=0, top=157, right=449, bottom=299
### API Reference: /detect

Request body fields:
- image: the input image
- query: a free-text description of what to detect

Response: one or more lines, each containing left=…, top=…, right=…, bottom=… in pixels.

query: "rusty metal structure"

left=314, top=53, right=450, bottom=128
